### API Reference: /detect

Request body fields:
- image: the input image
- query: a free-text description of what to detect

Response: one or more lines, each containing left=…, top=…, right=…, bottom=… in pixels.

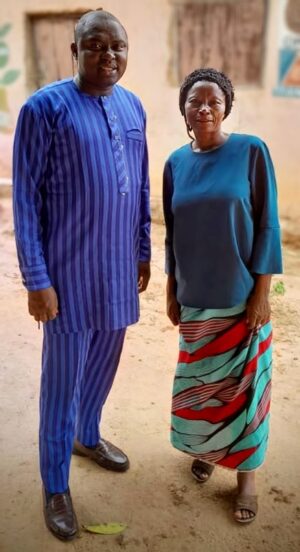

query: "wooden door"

left=173, top=0, right=267, bottom=85
left=29, top=13, right=83, bottom=89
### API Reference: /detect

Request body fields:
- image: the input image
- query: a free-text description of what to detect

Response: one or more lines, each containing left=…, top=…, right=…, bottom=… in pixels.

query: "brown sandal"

left=233, top=494, right=258, bottom=524
left=191, top=459, right=215, bottom=483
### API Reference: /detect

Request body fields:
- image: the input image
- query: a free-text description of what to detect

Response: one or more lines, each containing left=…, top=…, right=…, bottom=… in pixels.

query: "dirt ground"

left=0, top=195, right=300, bottom=552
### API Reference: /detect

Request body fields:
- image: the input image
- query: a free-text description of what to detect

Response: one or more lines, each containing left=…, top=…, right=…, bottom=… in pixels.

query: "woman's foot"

left=191, top=459, right=215, bottom=483
left=234, top=471, right=257, bottom=523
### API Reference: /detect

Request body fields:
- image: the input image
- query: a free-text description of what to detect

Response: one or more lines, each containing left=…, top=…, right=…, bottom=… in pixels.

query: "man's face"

left=72, top=16, right=128, bottom=91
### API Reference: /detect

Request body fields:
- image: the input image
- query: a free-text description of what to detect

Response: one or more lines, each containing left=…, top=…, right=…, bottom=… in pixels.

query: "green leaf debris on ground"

left=272, top=280, right=286, bottom=295
left=82, top=523, right=127, bottom=535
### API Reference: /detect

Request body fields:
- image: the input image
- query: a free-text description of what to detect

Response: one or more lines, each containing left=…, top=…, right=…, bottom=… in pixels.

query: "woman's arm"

left=247, top=141, right=283, bottom=329
left=163, top=161, right=180, bottom=326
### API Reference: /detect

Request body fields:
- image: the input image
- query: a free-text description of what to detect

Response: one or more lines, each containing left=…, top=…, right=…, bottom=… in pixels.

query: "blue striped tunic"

left=13, top=78, right=151, bottom=333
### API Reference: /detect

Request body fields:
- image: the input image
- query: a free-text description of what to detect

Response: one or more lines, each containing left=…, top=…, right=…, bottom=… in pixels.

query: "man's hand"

left=28, top=287, right=59, bottom=323
left=138, top=261, right=151, bottom=293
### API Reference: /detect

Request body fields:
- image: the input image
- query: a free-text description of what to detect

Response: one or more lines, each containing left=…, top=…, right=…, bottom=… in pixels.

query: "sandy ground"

left=0, top=195, right=300, bottom=552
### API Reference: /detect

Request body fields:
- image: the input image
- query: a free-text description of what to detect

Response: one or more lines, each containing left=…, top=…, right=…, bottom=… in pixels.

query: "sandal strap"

left=192, top=459, right=215, bottom=476
left=235, top=495, right=258, bottom=515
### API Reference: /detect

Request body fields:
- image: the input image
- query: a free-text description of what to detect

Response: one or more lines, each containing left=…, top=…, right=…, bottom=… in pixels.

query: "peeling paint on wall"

left=0, top=23, right=20, bottom=132
left=274, top=0, right=300, bottom=97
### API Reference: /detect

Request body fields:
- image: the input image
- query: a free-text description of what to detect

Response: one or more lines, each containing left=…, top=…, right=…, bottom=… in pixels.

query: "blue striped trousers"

left=39, top=327, right=126, bottom=493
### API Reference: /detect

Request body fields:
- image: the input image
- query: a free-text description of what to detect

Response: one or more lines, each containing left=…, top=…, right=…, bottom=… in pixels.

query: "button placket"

left=100, top=96, right=129, bottom=195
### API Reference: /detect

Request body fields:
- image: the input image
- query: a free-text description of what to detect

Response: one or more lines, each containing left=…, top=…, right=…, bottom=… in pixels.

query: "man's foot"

left=234, top=471, right=257, bottom=523
left=191, top=459, right=215, bottom=483
left=42, top=487, right=78, bottom=541
left=73, top=438, right=129, bottom=472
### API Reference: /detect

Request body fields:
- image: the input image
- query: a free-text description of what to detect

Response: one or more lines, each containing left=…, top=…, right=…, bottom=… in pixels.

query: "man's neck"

left=73, top=74, right=114, bottom=97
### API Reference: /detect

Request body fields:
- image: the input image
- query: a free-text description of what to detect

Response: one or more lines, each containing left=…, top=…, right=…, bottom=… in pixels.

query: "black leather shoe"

left=43, top=487, right=78, bottom=541
left=73, top=438, right=129, bottom=472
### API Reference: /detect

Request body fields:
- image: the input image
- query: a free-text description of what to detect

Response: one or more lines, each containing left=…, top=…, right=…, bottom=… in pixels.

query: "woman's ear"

left=183, top=115, right=192, bottom=132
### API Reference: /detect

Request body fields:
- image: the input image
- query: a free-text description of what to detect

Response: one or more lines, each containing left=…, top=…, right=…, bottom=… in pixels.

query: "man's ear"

left=71, top=43, right=78, bottom=59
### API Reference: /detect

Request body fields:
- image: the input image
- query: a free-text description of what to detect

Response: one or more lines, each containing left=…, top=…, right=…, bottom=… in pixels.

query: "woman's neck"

left=193, top=131, right=228, bottom=152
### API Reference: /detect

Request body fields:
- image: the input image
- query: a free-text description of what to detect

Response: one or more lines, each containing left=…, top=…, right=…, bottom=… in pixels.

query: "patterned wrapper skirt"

left=171, top=303, right=272, bottom=471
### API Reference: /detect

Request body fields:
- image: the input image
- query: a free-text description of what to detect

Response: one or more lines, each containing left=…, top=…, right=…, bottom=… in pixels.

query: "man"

left=13, top=10, right=151, bottom=541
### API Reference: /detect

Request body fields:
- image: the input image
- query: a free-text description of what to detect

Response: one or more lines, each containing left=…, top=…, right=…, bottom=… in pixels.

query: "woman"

left=163, top=68, right=282, bottom=523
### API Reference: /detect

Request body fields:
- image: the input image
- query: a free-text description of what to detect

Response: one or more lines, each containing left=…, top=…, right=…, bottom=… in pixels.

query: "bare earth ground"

left=0, top=196, right=300, bottom=552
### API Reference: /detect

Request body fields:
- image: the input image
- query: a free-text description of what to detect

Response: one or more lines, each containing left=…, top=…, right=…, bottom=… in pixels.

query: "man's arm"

left=13, top=101, right=58, bottom=322
left=138, top=116, right=151, bottom=293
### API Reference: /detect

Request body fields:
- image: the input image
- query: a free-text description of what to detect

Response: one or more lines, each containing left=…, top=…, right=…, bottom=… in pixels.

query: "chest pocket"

left=125, top=129, right=144, bottom=183
left=126, top=129, right=144, bottom=142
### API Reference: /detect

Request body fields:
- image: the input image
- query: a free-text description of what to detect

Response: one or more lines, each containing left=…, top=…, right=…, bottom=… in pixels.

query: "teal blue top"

left=163, top=133, right=283, bottom=309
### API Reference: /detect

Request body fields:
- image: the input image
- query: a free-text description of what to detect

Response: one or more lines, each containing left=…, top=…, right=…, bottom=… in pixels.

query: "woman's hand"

left=166, top=274, right=180, bottom=325
left=167, top=293, right=180, bottom=326
left=246, top=292, right=271, bottom=329
left=246, top=275, right=272, bottom=330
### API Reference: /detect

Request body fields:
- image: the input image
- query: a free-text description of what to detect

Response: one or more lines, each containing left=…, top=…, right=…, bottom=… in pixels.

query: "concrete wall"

left=0, top=0, right=299, bottom=220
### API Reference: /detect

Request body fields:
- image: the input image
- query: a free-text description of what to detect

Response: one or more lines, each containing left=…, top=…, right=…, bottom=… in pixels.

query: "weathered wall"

left=0, top=0, right=299, bottom=219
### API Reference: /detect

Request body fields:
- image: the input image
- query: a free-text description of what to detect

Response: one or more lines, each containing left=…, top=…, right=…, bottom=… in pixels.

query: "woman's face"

left=184, top=81, right=226, bottom=135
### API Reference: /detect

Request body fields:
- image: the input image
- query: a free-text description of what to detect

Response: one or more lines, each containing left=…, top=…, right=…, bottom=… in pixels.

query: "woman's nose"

left=198, top=104, right=210, bottom=113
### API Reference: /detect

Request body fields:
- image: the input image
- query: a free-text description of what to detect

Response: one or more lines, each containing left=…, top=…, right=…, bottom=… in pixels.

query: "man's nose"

left=101, top=47, right=115, bottom=59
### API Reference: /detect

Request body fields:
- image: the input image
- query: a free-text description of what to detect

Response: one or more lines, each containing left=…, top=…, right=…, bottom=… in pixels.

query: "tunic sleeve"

left=163, top=160, right=176, bottom=275
left=249, top=141, right=283, bottom=275
left=138, top=112, right=151, bottom=262
left=13, top=102, right=52, bottom=291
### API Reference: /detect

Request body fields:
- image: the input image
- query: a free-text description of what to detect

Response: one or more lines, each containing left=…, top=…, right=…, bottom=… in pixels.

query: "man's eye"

left=90, top=42, right=102, bottom=50
left=114, top=43, right=126, bottom=51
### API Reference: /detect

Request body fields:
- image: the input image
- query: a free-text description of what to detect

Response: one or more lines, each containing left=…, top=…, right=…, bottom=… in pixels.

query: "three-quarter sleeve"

left=13, top=102, right=53, bottom=291
left=163, top=160, right=176, bottom=275
left=249, top=141, right=283, bottom=275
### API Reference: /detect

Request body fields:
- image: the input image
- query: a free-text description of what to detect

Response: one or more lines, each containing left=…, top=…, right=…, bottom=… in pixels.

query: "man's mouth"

left=99, top=64, right=117, bottom=72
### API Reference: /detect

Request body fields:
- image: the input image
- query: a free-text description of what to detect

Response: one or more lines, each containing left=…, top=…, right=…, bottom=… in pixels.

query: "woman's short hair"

left=179, top=68, right=235, bottom=119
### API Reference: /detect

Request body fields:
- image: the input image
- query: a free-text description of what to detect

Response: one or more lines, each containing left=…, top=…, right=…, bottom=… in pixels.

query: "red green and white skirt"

left=171, top=303, right=272, bottom=471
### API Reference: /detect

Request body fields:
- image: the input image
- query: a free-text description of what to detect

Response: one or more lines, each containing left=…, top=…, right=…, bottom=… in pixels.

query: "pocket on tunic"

left=126, top=129, right=144, bottom=141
